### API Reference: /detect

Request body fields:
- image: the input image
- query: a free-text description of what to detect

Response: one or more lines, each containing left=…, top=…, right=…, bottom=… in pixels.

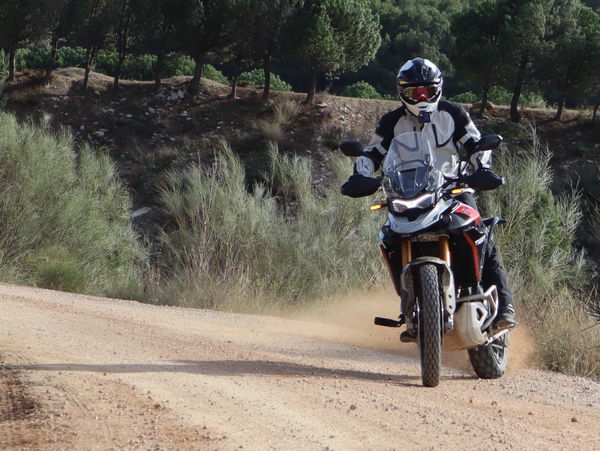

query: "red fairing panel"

left=454, top=205, right=481, bottom=226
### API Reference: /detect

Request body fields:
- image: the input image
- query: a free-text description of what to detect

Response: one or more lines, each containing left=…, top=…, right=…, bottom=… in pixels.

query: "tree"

left=495, top=0, right=547, bottom=122
left=109, top=0, right=136, bottom=89
left=0, top=0, right=49, bottom=81
left=182, top=0, right=237, bottom=95
left=293, top=0, right=381, bottom=103
left=133, top=0, right=190, bottom=91
left=44, top=0, right=74, bottom=83
left=252, top=0, right=304, bottom=99
left=70, top=0, right=114, bottom=90
left=451, top=0, right=506, bottom=117
left=541, top=4, right=600, bottom=120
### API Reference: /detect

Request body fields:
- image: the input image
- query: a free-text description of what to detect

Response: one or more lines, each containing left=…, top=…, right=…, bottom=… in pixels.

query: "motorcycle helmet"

left=397, top=58, right=443, bottom=119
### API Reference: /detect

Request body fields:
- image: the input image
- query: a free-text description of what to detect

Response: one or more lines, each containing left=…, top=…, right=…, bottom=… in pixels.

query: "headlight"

left=390, top=192, right=435, bottom=214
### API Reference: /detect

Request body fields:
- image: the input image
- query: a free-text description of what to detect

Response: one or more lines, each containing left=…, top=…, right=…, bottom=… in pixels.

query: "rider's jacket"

left=356, top=100, right=489, bottom=178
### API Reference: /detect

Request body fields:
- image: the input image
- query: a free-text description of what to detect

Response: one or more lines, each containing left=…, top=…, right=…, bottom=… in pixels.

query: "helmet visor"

left=399, top=85, right=439, bottom=103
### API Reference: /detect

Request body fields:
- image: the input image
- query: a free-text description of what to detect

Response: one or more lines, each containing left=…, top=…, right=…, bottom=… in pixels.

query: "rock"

left=132, top=207, right=152, bottom=219
left=93, top=131, right=105, bottom=138
left=349, top=404, right=357, bottom=410
left=571, top=417, right=578, bottom=423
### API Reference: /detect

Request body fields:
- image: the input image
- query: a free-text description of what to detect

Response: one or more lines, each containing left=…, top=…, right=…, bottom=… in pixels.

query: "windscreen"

left=382, top=132, right=444, bottom=198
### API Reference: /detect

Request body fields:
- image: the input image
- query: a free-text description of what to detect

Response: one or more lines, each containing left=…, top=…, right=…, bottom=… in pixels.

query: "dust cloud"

left=287, top=288, right=534, bottom=374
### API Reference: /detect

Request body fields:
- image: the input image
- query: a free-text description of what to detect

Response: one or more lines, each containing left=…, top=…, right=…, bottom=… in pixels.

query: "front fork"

left=379, top=237, right=455, bottom=334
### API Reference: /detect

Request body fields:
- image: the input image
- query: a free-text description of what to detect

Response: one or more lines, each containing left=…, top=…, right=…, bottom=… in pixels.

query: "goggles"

left=399, top=84, right=439, bottom=102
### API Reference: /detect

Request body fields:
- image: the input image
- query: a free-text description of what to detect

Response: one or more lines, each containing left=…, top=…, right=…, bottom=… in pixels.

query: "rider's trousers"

left=456, top=193, right=515, bottom=310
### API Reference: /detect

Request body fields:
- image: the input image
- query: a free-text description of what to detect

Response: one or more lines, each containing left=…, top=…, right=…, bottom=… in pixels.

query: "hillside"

left=4, top=69, right=600, bottom=245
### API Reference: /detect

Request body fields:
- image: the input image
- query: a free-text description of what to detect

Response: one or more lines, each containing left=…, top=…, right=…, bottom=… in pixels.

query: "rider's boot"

left=493, top=301, right=516, bottom=330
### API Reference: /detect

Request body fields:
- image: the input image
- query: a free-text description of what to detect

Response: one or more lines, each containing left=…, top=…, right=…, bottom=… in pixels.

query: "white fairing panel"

left=386, top=198, right=452, bottom=235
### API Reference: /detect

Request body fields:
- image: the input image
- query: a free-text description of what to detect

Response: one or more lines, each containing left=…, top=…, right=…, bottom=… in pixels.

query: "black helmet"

left=396, top=58, right=443, bottom=117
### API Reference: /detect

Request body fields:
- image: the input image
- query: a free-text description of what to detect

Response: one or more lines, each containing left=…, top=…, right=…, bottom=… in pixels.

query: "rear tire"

left=418, top=264, right=442, bottom=387
left=468, top=332, right=509, bottom=379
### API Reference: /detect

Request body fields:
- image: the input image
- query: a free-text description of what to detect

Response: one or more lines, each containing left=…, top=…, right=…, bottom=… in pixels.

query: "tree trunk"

left=45, top=34, right=59, bottom=83
left=479, top=85, right=490, bottom=118
left=305, top=68, right=317, bottom=104
left=7, top=47, right=17, bottom=82
left=229, top=74, right=238, bottom=99
left=154, top=52, right=164, bottom=91
left=83, top=47, right=93, bottom=90
left=510, top=52, right=529, bottom=123
left=555, top=89, right=568, bottom=121
left=262, top=56, right=271, bottom=100
left=114, top=51, right=127, bottom=89
left=593, top=104, right=598, bottom=125
left=188, top=57, right=204, bottom=95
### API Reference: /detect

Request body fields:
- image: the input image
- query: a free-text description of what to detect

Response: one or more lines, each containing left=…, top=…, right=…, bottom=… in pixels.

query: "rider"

left=344, top=57, right=516, bottom=330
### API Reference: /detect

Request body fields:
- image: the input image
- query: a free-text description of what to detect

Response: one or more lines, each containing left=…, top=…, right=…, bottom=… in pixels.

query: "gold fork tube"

left=401, top=239, right=412, bottom=268
left=439, top=236, right=451, bottom=265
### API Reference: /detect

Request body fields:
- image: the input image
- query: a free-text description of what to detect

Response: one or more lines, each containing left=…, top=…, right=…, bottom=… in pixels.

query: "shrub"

left=239, top=69, right=292, bottom=92
left=0, top=112, right=147, bottom=298
left=0, top=50, right=7, bottom=81
left=341, top=81, right=382, bottom=99
left=449, top=91, right=478, bottom=104
left=202, top=64, right=229, bottom=84
left=150, top=140, right=384, bottom=311
left=163, top=55, right=195, bottom=77
left=479, top=125, right=599, bottom=379
left=57, top=46, right=87, bottom=68
left=488, top=85, right=512, bottom=105
left=122, top=54, right=156, bottom=80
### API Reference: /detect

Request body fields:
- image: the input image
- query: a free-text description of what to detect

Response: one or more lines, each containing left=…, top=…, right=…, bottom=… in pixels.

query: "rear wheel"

left=418, top=264, right=442, bottom=387
left=468, top=332, right=509, bottom=378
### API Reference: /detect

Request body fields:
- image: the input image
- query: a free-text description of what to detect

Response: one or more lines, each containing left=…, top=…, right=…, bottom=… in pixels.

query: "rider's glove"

left=340, top=174, right=381, bottom=198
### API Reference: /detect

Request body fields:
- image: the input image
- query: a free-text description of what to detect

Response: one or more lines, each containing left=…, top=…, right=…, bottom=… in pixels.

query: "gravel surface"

left=1, top=284, right=599, bottom=450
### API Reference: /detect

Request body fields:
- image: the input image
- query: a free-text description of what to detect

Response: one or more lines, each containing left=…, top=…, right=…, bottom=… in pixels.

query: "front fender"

left=400, top=257, right=456, bottom=317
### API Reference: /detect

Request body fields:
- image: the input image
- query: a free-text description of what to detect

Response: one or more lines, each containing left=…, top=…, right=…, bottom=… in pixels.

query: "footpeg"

left=374, top=316, right=405, bottom=328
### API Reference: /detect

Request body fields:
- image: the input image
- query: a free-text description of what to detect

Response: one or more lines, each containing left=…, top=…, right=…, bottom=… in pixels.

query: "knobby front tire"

left=418, top=264, right=442, bottom=387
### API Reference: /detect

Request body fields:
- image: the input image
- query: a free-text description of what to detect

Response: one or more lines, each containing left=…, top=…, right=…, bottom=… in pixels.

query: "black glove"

left=340, top=174, right=381, bottom=198
left=463, top=168, right=505, bottom=191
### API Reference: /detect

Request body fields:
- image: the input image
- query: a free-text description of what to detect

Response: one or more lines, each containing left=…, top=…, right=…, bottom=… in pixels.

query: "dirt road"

left=1, top=284, right=599, bottom=450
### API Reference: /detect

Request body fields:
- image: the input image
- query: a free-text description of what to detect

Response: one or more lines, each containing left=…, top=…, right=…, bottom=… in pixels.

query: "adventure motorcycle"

left=340, top=131, right=510, bottom=387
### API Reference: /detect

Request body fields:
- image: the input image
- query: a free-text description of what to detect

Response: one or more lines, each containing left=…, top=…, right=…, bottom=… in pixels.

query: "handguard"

left=463, top=168, right=505, bottom=191
left=340, top=174, right=381, bottom=198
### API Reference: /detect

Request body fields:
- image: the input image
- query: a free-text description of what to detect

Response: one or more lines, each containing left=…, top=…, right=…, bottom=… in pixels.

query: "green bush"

left=57, top=46, right=87, bottom=68
left=0, top=112, right=147, bottom=298
left=479, top=126, right=599, bottom=379
left=150, top=140, right=384, bottom=311
left=487, top=85, right=547, bottom=108
left=341, top=81, right=382, bottom=99
left=448, top=91, right=478, bottom=103
left=0, top=50, right=7, bottom=80
left=202, top=64, right=229, bottom=84
left=238, top=69, right=292, bottom=92
left=488, top=85, right=512, bottom=105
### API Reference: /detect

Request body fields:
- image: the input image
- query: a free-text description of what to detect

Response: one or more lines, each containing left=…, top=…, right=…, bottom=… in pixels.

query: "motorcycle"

left=340, top=131, right=510, bottom=387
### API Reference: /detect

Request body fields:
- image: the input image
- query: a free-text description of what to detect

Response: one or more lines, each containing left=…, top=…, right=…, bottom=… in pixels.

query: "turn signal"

left=370, top=203, right=385, bottom=211
left=451, top=188, right=465, bottom=195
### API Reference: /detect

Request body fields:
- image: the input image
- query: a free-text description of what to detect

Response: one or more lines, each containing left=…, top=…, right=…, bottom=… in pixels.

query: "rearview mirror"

left=339, top=141, right=365, bottom=157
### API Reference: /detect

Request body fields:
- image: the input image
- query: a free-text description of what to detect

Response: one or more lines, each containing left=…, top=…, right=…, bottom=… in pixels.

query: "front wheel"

left=418, top=264, right=442, bottom=387
left=468, top=332, right=509, bottom=378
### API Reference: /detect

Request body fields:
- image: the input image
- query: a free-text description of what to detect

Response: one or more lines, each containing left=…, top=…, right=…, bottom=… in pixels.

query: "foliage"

left=292, top=0, right=381, bottom=102
left=150, top=139, right=384, bottom=311
left=340, top=81, right=383, bottom=99
left=239, top=69, right=292, bottom=92
left=448, top=91, right=478, bottom=103
left=478, top=125, right=599, bottom=378
left=0, top=112, right=147, bottom=297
